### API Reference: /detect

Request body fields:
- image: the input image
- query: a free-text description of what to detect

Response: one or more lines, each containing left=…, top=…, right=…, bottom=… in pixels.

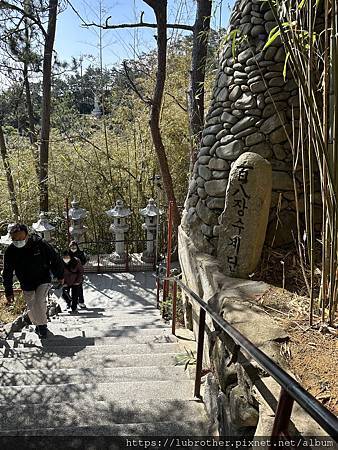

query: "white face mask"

left=70, top=247, right=77, bottom=252
left=13, top=239, right=27, bottom=248
left=63, top=257, right=71, bottom=263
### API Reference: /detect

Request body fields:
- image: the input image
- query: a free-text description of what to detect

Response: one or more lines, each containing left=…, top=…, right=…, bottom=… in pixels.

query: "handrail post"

left=172, top=279, right=177, bottom=335
left=97, top=242, right=100, bottom=274
left=153, top=234, right=157, bottom=271
left=194, top=307, right=206, bottom=399
left=269, top=387, right=294, bottom=447
left=156, top=276, right=160, bottom=309
left=65, top=197, right=71, bottom=245
left=125, top=237, right=129, bottom=272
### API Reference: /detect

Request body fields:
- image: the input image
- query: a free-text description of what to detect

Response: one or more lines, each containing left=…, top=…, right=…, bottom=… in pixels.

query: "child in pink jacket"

left=62, top=250, right=84, bottom=313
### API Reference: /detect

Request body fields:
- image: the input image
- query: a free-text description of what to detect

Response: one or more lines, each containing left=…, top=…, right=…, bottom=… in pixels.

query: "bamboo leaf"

left=230, top=29, right=240, bottom=59
left=263, top=30, right=281, bottom=49
left=283, top=52, right=290, bottom=80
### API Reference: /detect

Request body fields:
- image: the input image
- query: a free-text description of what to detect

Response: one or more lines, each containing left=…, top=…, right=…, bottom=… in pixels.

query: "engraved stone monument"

left=217, top=152, right=272, bottom=277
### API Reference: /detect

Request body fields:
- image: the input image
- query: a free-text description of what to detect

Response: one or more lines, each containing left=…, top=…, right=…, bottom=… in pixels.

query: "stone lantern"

left=140, top=198, right=162, bottom=262
left=0, top=223, right=14, bottom=268
left=106, top=199, right=131, bottom=263
left=0, top=223, right=15, bottom=246
left=32, top=212, right=55, bottom=242
left=66, top=198, right=87, bottom=243
left=92, top=93, right=102, bottom=118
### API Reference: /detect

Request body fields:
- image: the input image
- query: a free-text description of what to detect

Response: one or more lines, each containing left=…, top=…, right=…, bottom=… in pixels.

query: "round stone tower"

left=181, top=0, right=323, bottom=255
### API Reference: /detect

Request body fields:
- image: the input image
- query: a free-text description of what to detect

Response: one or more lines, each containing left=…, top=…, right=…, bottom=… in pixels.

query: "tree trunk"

left=23, top=65, right=36, bottom=145
left=39, top=0, right=58, bottom=212
left=0, top=125, right=20, bottom=220
left=23, top=0, right=39, bottom=180
left=188, top=0, right=212, bottom=174
left=23, top=63, right=40, bottom=180
left=143, top=0, right=180, bottom=229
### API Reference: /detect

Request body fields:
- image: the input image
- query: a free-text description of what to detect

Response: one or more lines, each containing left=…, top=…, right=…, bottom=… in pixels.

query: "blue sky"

left=55, top=0, right=235, bottom=69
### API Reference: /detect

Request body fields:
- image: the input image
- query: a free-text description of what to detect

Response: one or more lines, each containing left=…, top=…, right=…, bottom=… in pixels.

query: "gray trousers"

left=23, top=283, right=50, bottom=326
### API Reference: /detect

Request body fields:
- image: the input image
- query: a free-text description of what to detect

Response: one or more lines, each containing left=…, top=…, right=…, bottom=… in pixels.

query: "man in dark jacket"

left=3, top=223, right=64, bottom=338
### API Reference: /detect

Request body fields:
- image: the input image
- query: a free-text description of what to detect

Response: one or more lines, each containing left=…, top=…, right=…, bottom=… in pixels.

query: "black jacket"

left=70, top=248, right=87, bottom=266
left=3, top=234, right=64, bottom=296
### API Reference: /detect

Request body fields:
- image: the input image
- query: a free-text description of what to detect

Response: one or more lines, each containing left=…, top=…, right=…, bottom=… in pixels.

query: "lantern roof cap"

left=106, top=199, right=131, bottom=218
left=32, top=212, right=55, bottom=232
left=140, top=198, right=162, bottom=217
left=67, top=198, right=87, bottom=220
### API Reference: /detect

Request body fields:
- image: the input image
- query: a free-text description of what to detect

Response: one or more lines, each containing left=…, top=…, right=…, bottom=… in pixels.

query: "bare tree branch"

left=164, top=90, right=188, bottom=113
left=123, top=61, right=152, bottom=106
left=65, top=0, right=88, bottom=26
left=0, top=0, right=47, bottom=37
left=84, top=19, right=193, bottom=32
left=142, top=0, right=180, bottom=229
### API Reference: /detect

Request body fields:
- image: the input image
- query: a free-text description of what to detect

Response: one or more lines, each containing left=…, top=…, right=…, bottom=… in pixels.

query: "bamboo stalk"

left=265, top=0, right=338, bottom=324
left=329, top=0, right=338, bottom=323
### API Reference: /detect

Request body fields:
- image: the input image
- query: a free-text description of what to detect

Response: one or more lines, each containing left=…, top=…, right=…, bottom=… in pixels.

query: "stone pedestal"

left=140, top=198, right=162, bottom=263
left=106, top=200, right=132, bottom=264
left=66, top=199, right=87, bottom=244
left=142, top=224, right=156, bottom=263
left=109, top=226, right=129, bottom=263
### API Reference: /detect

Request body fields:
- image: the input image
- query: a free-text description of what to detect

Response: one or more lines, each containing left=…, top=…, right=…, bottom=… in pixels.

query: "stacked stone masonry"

left=182, top=0, right=323, bottom=253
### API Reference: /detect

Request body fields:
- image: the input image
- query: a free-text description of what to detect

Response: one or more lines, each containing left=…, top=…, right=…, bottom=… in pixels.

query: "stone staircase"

left=0, top=273, right=210, bottom=437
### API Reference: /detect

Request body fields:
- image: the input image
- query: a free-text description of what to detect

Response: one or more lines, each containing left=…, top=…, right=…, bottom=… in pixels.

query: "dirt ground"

left=0, top=292, right=26, bottom=328
left=256, top=286, right=338, bottom=415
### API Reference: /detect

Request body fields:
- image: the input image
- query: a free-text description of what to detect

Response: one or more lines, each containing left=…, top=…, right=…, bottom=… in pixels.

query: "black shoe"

left=36, top=325, right=48, bottom=339
left=23, top=313, right=32, bottom=327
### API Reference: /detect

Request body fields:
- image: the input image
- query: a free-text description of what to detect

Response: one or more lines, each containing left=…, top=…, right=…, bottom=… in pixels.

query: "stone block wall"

left=178, top=227, right=328, bottom=437
left=181, top=0, right=323, bottom=255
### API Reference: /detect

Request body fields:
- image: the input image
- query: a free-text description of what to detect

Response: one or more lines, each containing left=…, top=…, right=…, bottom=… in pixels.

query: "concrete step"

left=77, top=297, right=157, bottom=310
left=46, top=321, right=170, bottom=335
left=10, top=324, right=172, bottom=340
left=0, top=342, right=180, bottom=357
left=56, top=309, right=162, bottom=319
left=0, top=398, right=206, bottom=430
left=52, top=310, right=164, bottom=319
left=0, top=380, right=195, bottom=405
left=0, top=351, right=180, bottom=370
left=1, top=333, right=177, bottom=348
left=0, top=365, right=190, bottom=386
left=0, top=420, right=209, bottom=437
left=0, top=272, right=209, bottom=438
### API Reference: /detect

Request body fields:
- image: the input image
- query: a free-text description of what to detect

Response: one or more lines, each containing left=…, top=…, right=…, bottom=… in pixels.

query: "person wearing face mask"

left=2, top=223, right=64, bottom=339
left=68, top=241, right=87, bottom=309
left=62, top=250, right=84, bottom=313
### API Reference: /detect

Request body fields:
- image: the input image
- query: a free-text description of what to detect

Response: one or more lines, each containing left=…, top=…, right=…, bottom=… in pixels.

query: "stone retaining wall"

left=181, top=0, right=324, bottom=254
left=178, top=227, right=327, bottom=437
